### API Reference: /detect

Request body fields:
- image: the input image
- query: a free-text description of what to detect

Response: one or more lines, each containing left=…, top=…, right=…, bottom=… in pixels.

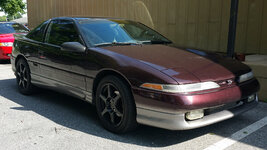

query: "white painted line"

left=204, top=116, right=267, bottom=150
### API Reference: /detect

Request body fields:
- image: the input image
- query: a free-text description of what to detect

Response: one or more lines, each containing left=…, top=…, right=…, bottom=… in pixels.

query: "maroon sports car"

left=11, top=17, right=259, bottom=133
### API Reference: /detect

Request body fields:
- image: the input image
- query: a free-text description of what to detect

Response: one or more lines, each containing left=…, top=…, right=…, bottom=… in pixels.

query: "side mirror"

left=61, top=42, right=86, bottom=53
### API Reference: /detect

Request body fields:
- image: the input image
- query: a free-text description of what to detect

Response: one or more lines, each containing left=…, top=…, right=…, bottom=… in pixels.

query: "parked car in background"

left=0, top=22, right=29, bottom=60
left=11, top=17, right=259, bottom=133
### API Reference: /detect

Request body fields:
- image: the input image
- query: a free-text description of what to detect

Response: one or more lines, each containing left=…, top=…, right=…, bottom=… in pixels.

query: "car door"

left=21, top=20, right=50, bottom=81
left=38, top=19, right=88, bottom=99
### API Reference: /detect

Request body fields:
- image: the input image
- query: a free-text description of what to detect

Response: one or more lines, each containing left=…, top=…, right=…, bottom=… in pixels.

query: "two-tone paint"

left=11, top=17, right=259, bottom=130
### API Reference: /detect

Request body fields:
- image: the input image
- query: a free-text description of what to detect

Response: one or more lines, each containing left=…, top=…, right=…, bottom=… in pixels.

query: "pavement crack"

left=54, top=127, right=58, bottom=134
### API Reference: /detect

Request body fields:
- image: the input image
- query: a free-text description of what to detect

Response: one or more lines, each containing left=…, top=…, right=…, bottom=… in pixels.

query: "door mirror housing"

left=61, top=42, right=86, bottom=53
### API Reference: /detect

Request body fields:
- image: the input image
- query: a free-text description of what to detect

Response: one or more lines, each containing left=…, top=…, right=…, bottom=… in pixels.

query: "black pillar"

left=227, top=0, right=239, bottom=58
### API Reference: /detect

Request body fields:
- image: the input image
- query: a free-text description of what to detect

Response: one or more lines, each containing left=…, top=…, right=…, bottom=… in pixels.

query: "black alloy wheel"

left=96, top=75, right=137, bottom=133
left=99, top=83, right=123, bottom=126
left=15, top=59, right=33, bottom=95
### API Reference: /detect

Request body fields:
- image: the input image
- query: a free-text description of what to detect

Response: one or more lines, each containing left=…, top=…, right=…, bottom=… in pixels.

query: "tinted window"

left=79, top=21, right=135, bottom=45
left=0, top=23, right=28, bottom=34
left=46, top=20, right=80, bottom=46
left=78, top=19, right=171, bottom=46
left=26, top=20, right=49, bottom=42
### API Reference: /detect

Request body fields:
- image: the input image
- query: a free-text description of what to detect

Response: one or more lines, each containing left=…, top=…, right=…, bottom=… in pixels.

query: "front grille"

left=205, top=99, right=245, bottom=115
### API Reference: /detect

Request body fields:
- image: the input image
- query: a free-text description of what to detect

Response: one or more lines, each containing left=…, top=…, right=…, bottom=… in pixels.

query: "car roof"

left=52, top=16, right=127, bottom=21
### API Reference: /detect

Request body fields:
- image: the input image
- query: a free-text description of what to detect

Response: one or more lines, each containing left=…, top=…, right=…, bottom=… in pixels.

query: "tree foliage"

left=0, top=0, right=25, bottom=17
left=7, top=13, right=22, bottom=20
left=0, top=16, right=7, bottom=21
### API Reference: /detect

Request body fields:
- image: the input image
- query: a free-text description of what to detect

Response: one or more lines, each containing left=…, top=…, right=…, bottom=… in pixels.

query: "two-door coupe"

left=11, top=17, right=259, bottom=133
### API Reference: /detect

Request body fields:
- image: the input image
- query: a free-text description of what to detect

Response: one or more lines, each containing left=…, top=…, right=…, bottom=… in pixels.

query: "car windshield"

left=77, top=19, right=172, bottom=47
left=0, top=23, right=29, bottom=34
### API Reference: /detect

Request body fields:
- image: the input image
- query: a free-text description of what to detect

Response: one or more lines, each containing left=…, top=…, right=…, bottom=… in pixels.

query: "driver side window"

left=46, top=20, right=80, bottom=46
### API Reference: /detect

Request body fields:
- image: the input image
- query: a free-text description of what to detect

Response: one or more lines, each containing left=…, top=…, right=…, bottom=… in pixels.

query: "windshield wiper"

left=140, top=40, right=172, bottom=44
left=95, top=42, right=139, bottom=47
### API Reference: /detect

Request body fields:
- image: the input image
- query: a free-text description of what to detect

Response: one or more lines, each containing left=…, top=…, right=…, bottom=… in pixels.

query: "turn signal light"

left=141, top=83, right=163, bottom=91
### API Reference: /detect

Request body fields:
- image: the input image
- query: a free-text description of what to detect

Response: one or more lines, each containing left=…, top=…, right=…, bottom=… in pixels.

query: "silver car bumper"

left=136, top=95, right=258, bottom=130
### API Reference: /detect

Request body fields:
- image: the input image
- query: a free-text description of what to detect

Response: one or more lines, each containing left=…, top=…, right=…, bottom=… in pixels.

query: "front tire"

left=96, top=75, right=137, bottom=133
left=15, top=59, right=34, bottom=95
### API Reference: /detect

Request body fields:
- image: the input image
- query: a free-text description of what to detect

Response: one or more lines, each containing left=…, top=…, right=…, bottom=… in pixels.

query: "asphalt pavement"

left=0, top=62, right=266, bottom=150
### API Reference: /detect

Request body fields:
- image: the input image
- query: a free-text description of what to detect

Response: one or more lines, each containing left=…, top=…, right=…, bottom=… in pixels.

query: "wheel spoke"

left=101, top=107, right=108, bottom=116
left=100, top=94, right=107, bottom=104
left=114, top=109, right=123, bottom=117
left=113, top=92, right=121, bottom=104
left=18, top=79, right=22, bottom=86
left=109, top=112, right=115, bottom=124
left=17, top=72, right=21, bottom=77
left=107, top=84, right=111, bottom=98
left=113, top=91, right=122, bottom=117
left=22, top=68, right=26, bottom=74
left=21, top=80, right=25, bottom=88
left=19, top=64, right=23, bottom=73
left=24, top=77, right=28, bottom=82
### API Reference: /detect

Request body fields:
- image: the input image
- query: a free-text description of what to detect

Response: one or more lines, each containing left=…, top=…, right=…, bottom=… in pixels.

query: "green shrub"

left=0, top=16, right=7, bottom=22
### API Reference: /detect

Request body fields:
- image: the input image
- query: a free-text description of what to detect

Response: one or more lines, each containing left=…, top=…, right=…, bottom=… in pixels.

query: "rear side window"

left=46, top=20, right=80, bottom=46
left=0, top=23, right=28, bottom=34
left=26, top=20, right=49, bottom=42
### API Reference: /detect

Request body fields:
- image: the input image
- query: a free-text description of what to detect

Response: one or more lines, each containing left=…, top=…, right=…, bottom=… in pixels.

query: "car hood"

left=103, top=45, right=251, bottom=83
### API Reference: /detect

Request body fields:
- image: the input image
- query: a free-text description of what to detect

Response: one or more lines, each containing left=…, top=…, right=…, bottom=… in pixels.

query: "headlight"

left=0, top=42, right=13, bottom=47
left=140, top=81, right=220, bottom=93
left=238, top=72, right=253, bottom=83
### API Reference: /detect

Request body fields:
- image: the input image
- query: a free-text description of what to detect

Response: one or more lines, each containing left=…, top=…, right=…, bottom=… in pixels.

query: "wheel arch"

left=92, top=69, right=134, bottom=105
left=15, top=54, right=28, bottom=68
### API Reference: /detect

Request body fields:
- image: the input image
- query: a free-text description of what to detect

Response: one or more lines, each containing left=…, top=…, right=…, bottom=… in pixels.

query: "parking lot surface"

left=0, top=63, right=266, bottom=150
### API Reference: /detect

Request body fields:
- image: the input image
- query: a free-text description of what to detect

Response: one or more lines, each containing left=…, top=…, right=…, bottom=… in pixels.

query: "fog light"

left=185, top=110, right=204, bottom=121
left=248, top=94, right=256, bottom=102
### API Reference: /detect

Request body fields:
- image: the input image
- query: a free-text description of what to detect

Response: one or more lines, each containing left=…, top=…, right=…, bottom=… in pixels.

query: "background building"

left=27, top=0, right=267, bottom=55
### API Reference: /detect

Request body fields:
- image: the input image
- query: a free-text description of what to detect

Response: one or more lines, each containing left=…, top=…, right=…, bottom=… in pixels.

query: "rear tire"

left=15, top=59, right=34, bottom=95
left=95, top=75, right=137, bottom=133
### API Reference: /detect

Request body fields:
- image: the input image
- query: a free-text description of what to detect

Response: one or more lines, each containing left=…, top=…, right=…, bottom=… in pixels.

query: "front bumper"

left=136, top=94, right=258, bottom=130
left=133, top=78, right=260, bottom=130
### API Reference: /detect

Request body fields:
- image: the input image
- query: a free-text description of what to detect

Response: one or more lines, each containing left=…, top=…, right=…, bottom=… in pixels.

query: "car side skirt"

left=31, top=74, right=93, bottom=103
